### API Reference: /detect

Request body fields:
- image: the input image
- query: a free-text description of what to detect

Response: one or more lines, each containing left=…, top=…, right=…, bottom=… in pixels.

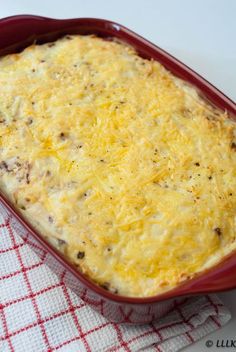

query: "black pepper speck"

left=77, top=251, right=85, bottom=259
left=48, top=216, right=53, bottom=223
left=231, top=142, right=236, bottom=150
left=214, top=227, right=222, bottom=236
left=100, top=282, right=110, bottom=291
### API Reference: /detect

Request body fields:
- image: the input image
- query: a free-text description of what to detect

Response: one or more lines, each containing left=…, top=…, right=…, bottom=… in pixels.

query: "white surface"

left=0, top=1, right=235, bottom=351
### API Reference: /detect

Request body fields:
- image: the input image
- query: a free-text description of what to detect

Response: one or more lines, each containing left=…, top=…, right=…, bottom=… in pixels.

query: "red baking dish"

left=0, top=15, right=235, bottom=324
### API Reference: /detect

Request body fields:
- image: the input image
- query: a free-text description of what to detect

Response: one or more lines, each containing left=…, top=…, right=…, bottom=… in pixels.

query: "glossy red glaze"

left=0, top=15, right=235, bottom=324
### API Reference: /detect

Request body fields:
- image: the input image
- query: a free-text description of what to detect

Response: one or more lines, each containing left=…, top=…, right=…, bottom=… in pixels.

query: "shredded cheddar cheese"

left=0, top=35, right=235, bottom=297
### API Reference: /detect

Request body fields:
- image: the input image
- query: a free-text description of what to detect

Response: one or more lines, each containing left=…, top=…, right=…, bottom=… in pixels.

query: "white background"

left=0, top=1, right=235, bottom=351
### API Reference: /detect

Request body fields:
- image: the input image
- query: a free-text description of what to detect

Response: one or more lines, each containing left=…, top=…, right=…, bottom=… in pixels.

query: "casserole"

left=0, top=15, right=235, bottom=323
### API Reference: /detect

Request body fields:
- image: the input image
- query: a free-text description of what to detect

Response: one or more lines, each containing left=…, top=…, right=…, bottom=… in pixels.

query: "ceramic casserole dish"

left=0, top=15, right=235, bottom=324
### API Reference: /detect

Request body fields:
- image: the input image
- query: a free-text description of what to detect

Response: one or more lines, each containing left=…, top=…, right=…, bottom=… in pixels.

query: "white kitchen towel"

left=0, top=204, right=231, bottom=352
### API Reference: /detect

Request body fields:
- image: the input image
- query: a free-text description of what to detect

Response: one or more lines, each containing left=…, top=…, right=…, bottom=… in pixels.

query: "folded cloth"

left=0, top=204, right=231, bottom=352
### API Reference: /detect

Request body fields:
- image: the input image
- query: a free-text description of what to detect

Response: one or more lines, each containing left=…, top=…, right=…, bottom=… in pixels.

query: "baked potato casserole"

left=0, top=35, right=235, bottom=297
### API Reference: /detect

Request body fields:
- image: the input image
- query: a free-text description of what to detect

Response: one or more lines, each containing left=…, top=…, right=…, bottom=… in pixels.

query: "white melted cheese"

left=0, top=35, right=235, bottom=297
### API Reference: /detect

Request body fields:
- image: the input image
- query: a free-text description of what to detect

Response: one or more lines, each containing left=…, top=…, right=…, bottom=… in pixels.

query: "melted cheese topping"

left=0, top=35, right=235, bottom=297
